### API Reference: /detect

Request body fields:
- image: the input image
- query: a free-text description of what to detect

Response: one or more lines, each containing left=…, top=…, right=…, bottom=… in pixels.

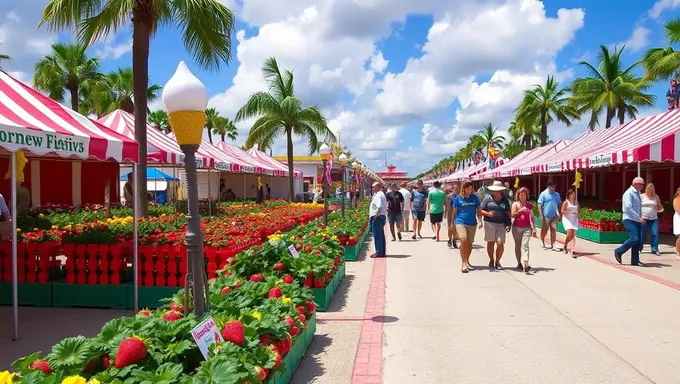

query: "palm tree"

left=571, top=45, right=655, bottom=130
left=40, top=0, right=235, bottom=217
left=501, top=140, right=525, bottom=159
left=642, top=18, right=680, bottom=81
left=148, top=110, right=170, bottom=133
left=204, top=108, right=220, bottom=144
left=515, top=75, right=580, bottom=146
left=508, top=120, right=541, bottom=150
left=82, top=68, right=162, bottom=117
left=213, top=117, right=238, bottom=142
left=33, top=42, right=101, bottom=111
left=472, top=124, right=505, bottom=154
left=236, top=57, right=335, bottom=201
left=0, top=53, right=10, bottom=69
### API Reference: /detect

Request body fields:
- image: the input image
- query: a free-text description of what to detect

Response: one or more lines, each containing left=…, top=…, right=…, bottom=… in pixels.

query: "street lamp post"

left=338, top=153, right=347, bottom=217
left=351, top=161, right=359, bottom=208
left=319, top=144, right=331, bottom=225
left=163, top=62, right=209, bottom=317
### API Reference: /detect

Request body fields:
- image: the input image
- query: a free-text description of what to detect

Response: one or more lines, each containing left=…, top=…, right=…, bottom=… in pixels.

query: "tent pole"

left=11, top=151, right=18, bottom=341
left=208, top=169, right=212, bottom=216
left=637, top=161, right=641, bottom=177
left=243, top=174, right=246, bottom=203
left=132, top=162, right=139, bottom=312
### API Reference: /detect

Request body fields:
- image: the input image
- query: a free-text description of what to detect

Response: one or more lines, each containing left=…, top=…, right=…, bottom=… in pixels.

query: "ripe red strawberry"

left=102, top=354, right=111, bottom=368
left=85, top=359, right=97, bottom=373
left=250, top=274, right=263, bottom=282
left=282, top=274, right=294, bottom=284
left=221, top=320, right=245, bottom=346
left=163, top=311, right=181, bottom=321
left=313, top=277, right=325, bottom=288
left=259, top=333, right=272, bottom=346
left=291, top=326, right=300, bottom=336
left=271, top=348, right=282, bottom=368
left=304, top=275, right=313, bottom=288
left=274, top=340, right=288, bottom=355
left=296, top=306, right=305, bottom=315
left=169, top=303, right=184, bottom=313
left=255, top=366, right=268, bottom=381
left=224, top=269, right=232, bottom=276
left=296, top=242, right=303, bottom=250
left=313, top=250, right=321, bottom=255
left=283, top=336, right=292, bottom=352
left=283, top=316, right=295, bottom=331
left=299, top=313, right=306, bottom=323
left=268, top=287, right=283, bottom=298
left=29, top=360, right=51, bottom=374
left=234, top=281, right=241, bottom=289
left=115, top=337, right=147, bottom=368
left=220, top=286, right=231, bottom=294
left=305, top=301, right=316, bottom=314
left=137, top=309, right=151, bottom=317
left=304, top=244, right=313, bottom=253
left=274, top=263, right=285, bottom=271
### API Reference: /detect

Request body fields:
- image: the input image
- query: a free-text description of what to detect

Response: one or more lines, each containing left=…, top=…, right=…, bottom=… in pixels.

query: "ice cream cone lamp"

left=163, top=61, right=209, bottom=317
left=319, top=144, right=331, bottom=225
left=339, top=153, right=347, bottom=216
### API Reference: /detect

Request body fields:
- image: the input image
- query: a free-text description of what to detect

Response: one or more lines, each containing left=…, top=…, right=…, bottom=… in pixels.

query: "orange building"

left=376, top=164, right=409, bottom=185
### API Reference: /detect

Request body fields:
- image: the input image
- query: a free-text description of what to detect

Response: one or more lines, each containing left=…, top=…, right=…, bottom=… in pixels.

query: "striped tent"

left=167, top=133, right=242, bottom=172
left=214, top=141, right=275, bottom=175
left=98, top=109, right=213, bottom=167
left=246, top=147, right=304, bottom=178
left=0, top=71, right=138, bottom=162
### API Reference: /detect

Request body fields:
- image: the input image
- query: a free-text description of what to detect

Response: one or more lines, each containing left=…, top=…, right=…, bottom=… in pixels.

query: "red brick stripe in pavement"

left=350, top=256, right=386, bottom=384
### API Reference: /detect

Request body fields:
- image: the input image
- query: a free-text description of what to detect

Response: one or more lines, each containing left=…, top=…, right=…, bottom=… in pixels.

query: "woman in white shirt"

left=640, top=183, right=664, bottom=256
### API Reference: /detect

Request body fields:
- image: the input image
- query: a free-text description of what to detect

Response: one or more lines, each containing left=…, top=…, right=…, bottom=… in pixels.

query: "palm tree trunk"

left=221, top=134, right=225, bottom=142
left=121, top=98, right=134, bottom=114
left=540, top=112, right=548, bottom=146
left=286, top=127, right=294, bottom=202
left=617, top=105, right=625, bottom=125
left=524, top=135, right=531, bottom=150
left=69, top=84, right=79, bottom=111
left=207, top=128, right=213, bottom=144
left=132, top=19, right=151, bottom=217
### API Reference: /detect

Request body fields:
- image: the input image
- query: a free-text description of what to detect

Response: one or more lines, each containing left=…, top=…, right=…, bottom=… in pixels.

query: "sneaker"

left=495, top=263, right=503, bottom=270
left=551, top=246, right=562, bottom=252
left=516, top=264, right=523, bottom=271
left=411, top=234, right=416, bottom=240
left=452, top=241, right=459, bottom=249
left=614, top=252, right=622, bottom=264
left=447, top=239, right=452, bottom=248
left=488, top=260, right=494, bottom=268
left=397, top=232, right=402, bottom=241
left=541, top=241, right=547, bottom=248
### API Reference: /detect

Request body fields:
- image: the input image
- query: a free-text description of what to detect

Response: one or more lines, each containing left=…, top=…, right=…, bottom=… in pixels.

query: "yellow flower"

left=281, top=296, right=292, bottom=304
left=87, top=379, right=101, bottom=384
left=62, top=376, right=87, bottom=384
left=331, top=235, right=338, bottom=241
left=251, top=311, right=262, bottom=320
left=65, top=224, right=72, bottom=230
left=0, top=371, right=13, bottom=384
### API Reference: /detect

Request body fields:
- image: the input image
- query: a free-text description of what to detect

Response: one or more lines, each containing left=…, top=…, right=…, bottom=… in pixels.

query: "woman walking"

left=561, top=189, right=579, bottom=258
left=511, top=187, right=536, bottom=273
left=639, top=183, right=664, bottom=255
left=480, top=181, right=512, bottom=270
left=673, top=188, right=680, bottom=256
left=451, top=181, right=482, bottom=273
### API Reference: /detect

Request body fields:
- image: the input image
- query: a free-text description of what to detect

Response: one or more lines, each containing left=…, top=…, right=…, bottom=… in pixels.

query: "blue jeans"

left=371, top=215, right=387, bottom=256
left=640, top=219, right=659, bottom=253
left=615, top=219, right=641, bottom=264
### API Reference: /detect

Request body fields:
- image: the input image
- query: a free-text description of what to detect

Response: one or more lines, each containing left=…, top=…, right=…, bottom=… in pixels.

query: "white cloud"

left=94, top=37, right=132, bottom=60
left=648, top=0, right=680, bottom=19
left=619, top=26, right=651, bottom=53
left=0, top=8, right=58, bottom=76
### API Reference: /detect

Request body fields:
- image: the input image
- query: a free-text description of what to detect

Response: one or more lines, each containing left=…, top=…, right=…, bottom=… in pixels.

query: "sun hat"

left=487, top=180, right=507, bottom=191
left=372, top=182, right=381, bottom=187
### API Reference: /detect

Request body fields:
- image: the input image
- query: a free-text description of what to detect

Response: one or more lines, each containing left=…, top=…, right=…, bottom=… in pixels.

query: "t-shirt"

left=453, top=194, right=480, bottom=226
left=399, top=188, right=412, bottom=211
left=386, top=191, right=404, bottom=214
left=428, top=188, right=446, bottom=214
left=537, top=189, right=562, bottom=218
left=480, top=195, right=511, bottom=226
left=512, top=202, right=533, bottom=228
left=445, top=192, right=458, bottom=219
left=411, top=189, right=427, bottom=211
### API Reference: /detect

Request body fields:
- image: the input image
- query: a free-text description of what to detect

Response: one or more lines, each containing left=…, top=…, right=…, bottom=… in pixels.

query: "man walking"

left=537, top=180, right=562, bottom=250
left=369, top=182, right=387, bottom=258
left=410, top=180, right=428, bottom=239
left=386, top=183, right=405, bottom=241
left=427, top=181, right=446, bottom=241
left=445, top=182, right=461, bottom=248
left=615, top=177, right=646, bottom=266
left=480, top=181, right=512, bottom=269
left=399, top=182, right=412, bottom=232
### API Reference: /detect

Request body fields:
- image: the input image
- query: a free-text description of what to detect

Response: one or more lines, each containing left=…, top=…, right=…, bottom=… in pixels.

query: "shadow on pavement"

left=290, top=333, right=333, bottom=384
left=371, top=315, right=399, bottom=323
left=384, top=254, right=410, bottom=259
left=640, top=262, right=673, bottom=268
left=325, top=275, right=356, bottom=313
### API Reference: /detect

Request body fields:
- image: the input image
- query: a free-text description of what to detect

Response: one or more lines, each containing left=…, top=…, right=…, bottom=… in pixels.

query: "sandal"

left=461, top=267, right=469, bottom=273
left=524, top=265, right=531, bottom=274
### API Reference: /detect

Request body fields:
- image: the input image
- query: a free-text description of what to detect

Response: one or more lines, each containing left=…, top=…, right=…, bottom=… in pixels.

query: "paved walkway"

left=3, top=222, right=680, bottom=384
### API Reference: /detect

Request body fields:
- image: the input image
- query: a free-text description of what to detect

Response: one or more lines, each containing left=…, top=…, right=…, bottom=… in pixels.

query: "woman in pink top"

left=511, top=187, right=537, bottom=274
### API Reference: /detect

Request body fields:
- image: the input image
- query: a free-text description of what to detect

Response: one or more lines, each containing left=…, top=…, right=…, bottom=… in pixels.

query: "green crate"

left=266, top=314, right=316, bottom=384
left=344, top=245, right=359, bottom=261
left=311, top=263, right=346, bottom=312
left=52, top=282, right=130, bottom=309
left=580, top=228, right=628, bottom=244
left=0, top=282, right=53, bottom=307
left=136, top=286, right=182, bottom=309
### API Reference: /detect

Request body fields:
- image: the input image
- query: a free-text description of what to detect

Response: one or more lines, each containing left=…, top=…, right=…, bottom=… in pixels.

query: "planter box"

left=311, top=263, right=345, bottom=312
left=534, top=217, right=626, bottom=244
left=52, top=281, right=130, bottom=309
left=266, top=313, right=317, bottom=384
left=136, top=286, right=182, bottom=309
left=0, top=282, right=53, bottom=307
left=344, top=244, right=359, bottom=261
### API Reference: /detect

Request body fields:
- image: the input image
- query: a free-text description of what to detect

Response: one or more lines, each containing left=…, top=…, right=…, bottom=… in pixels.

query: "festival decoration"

left=4, top=150, right=28, bottom=184
left=514, top=177, right=520, bottom=189
left=573, top=170, right=582, bottom=189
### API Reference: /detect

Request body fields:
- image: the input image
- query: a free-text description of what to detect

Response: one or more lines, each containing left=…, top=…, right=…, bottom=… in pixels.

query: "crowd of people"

left=368, top=176, right=680, bottom=272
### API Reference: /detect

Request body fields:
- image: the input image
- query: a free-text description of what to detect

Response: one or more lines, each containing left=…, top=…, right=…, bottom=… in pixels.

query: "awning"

left=0, top=71, right=138, bottom=162
left=214, top=141, right=275, bottom=175
left=476, top=140, right=571, bottom=179
left=246, top=147, right=304, bottom=178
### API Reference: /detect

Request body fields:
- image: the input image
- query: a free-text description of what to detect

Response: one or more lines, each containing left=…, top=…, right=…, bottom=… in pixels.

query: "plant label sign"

left=190, top=317, right=223, bottom=360
left=288, top=244, right=300, bottom=258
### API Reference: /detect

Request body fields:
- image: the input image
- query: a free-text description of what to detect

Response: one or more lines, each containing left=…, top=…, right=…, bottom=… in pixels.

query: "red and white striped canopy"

left=437, top=158, right=506, bottom=183
left=214, top=141, right=274, bottom=175
left=246, top=147, right=304, bottom=178
left=98, top=109, right=213, bottom=167
left=478, top=140, right=571, bottom=179
left=0, top=71, right=138, bottom=162
left=167, top=133, right=242, bottom=172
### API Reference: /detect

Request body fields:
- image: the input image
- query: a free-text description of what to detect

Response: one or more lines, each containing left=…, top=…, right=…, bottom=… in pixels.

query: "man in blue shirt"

left=537, top=180, right=562, bottom=250
left=410, top=180, right=428, bottom=240
left=615, top=177, right=646, bottom=266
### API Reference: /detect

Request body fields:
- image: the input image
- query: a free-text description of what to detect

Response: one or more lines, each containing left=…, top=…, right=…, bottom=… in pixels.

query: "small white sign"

left=190, top=317, right=223, bottom=360
left=547, top=163, right=562, bottom=173
left=288, top=244, right=300, bottom=258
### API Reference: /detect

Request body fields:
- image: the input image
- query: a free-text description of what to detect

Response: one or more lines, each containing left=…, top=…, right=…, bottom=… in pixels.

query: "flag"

left=324, top=154, right=333, bottom=185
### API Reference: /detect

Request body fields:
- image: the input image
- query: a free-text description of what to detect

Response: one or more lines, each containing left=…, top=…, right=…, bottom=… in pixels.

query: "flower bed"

left=329, top=201, right=370, bottom=262
left=530, top=202, right=630, bottom=244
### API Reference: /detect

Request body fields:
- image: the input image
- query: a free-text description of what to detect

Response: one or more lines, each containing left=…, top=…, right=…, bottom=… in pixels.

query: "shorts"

left=541, top=216, right=559, bottom=230
left=388, top=212, right=403, bottom=224
left=430, top=212, right=444, bottom=224
left=412, top=210, right=426, bottom=221
left=484, top=221, right=507, bottom=243
left=455, top=224, right=476, bottom=241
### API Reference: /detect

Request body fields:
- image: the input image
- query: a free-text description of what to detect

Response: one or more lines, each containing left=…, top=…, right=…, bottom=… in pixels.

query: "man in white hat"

left=480, top=181, right=512, bottom=270
left=369, top=182, right=388, bottom=258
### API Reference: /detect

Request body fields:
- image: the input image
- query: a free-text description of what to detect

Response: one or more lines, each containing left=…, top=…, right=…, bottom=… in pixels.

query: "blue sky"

left=2, top=0, right=680, bottom=176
